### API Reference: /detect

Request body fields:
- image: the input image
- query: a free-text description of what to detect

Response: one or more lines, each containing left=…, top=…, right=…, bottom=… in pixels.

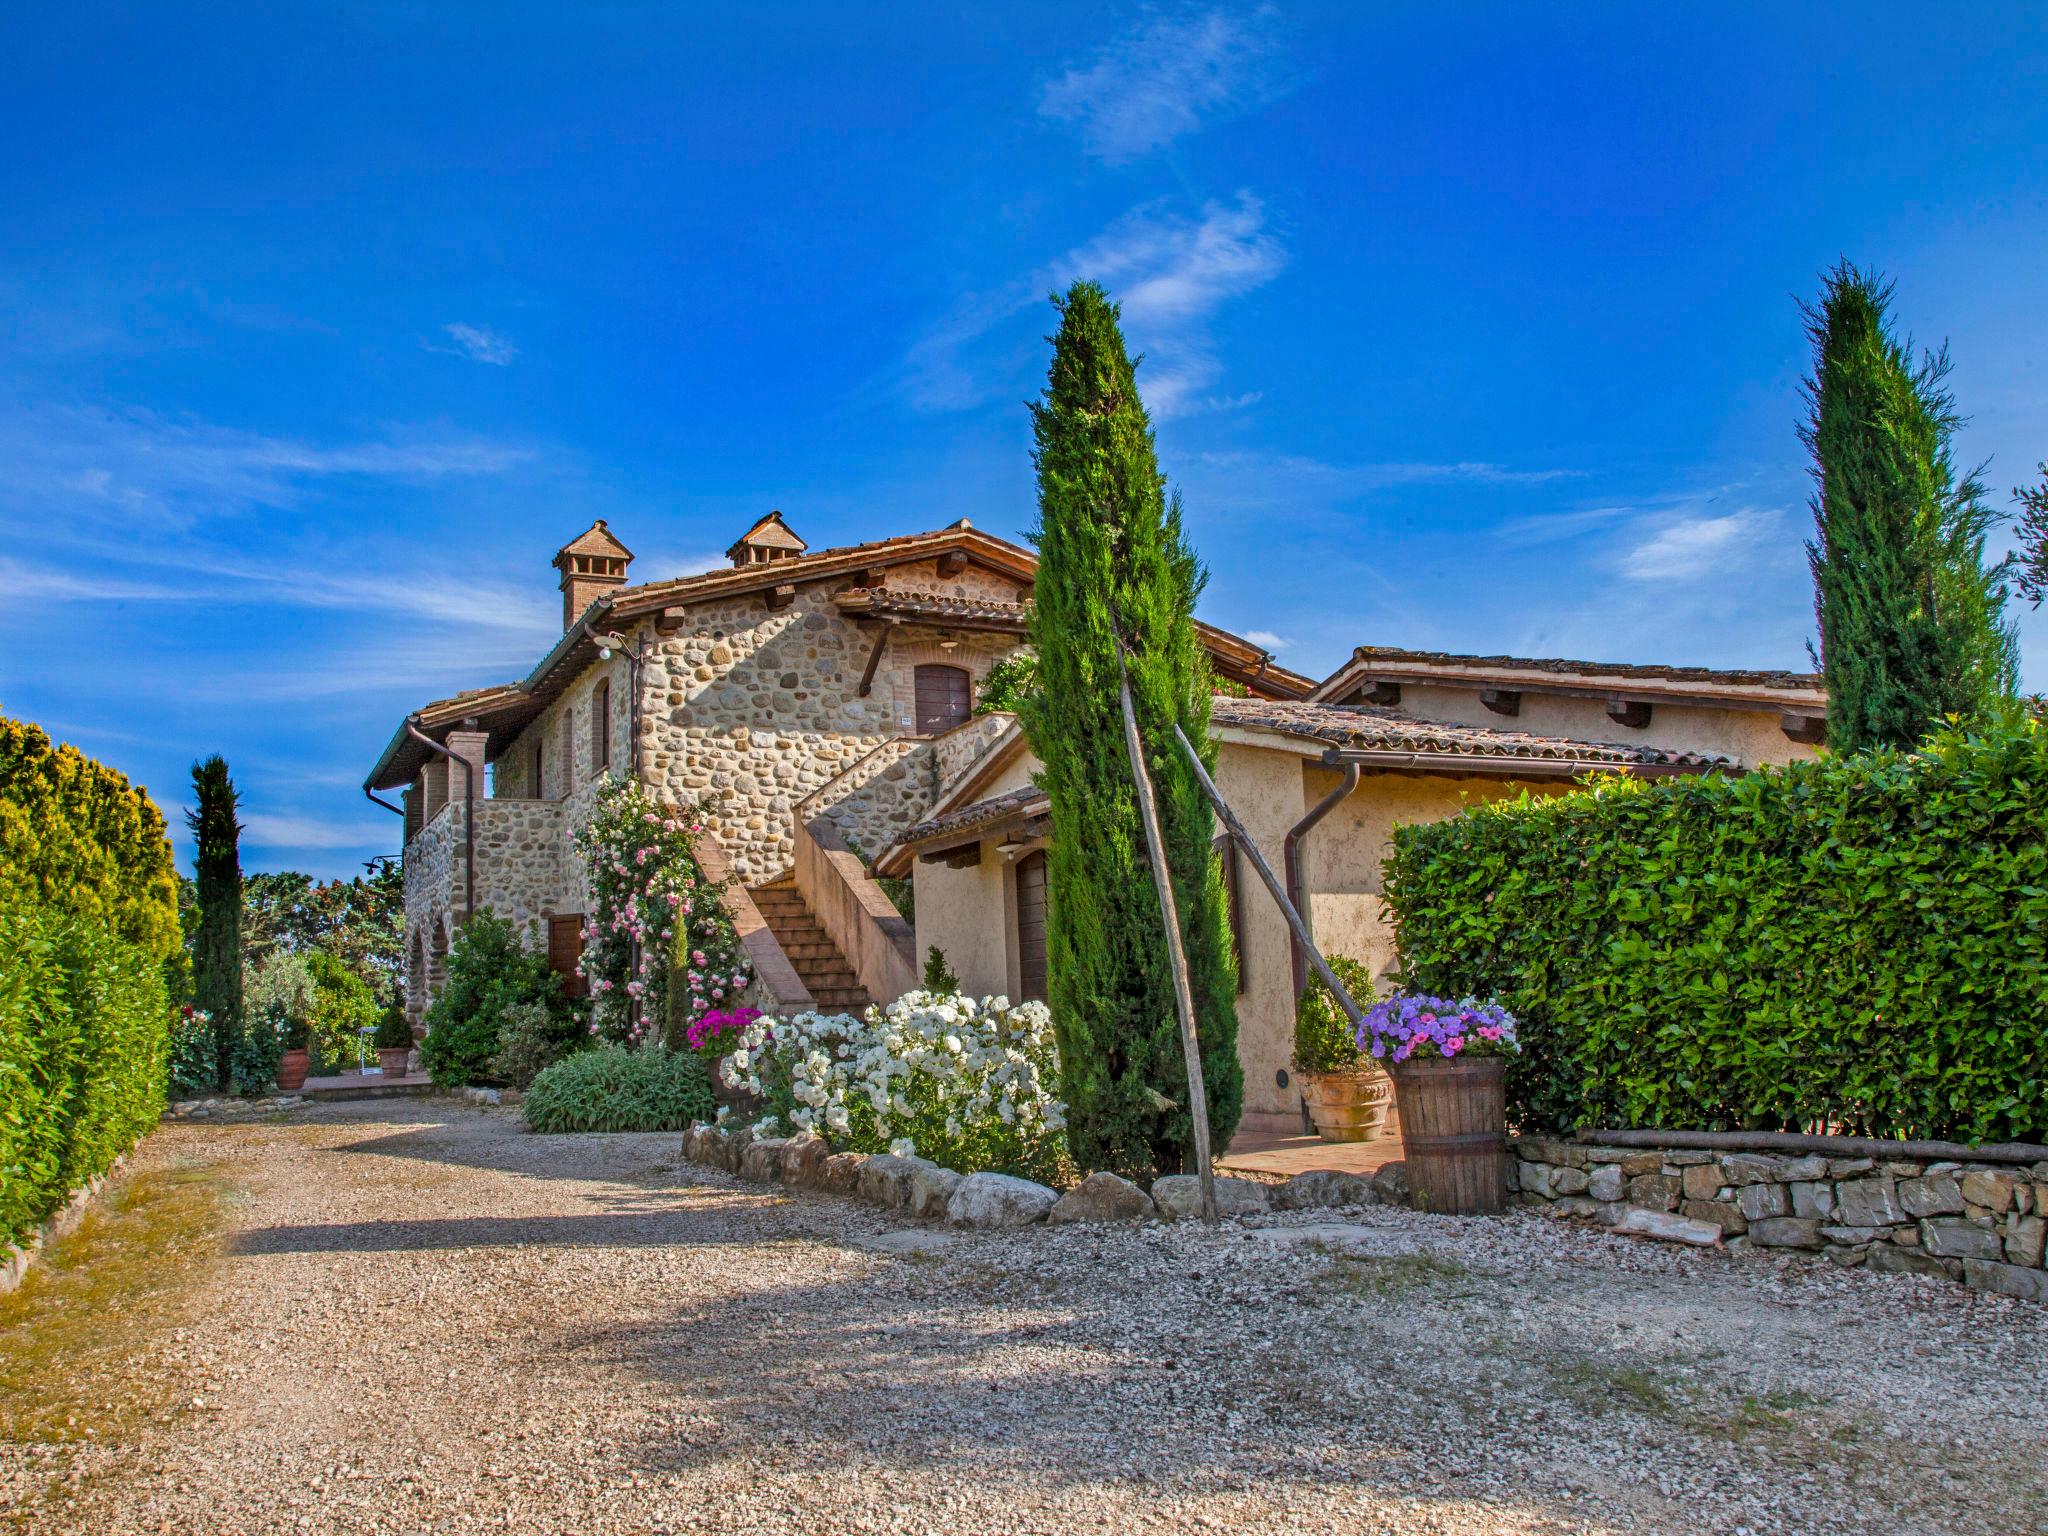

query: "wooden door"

left=913, top=663, right=971, bottom=736
left=1014, top=849, right=1048, bottom=1002
left=547, top=914, right=587, bottom=998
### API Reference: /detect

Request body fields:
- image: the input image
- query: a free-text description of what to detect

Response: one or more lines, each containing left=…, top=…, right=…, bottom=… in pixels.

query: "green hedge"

left=521, top=1046, right=712, bottom=1133
left=1384, top=719, right=2048, bottom=1142
left=1, top=718, right=180, bottom=1248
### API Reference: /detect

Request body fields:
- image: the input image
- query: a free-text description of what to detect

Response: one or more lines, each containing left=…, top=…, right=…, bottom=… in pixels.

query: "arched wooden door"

left=913, top=663, right=972, bottom=736
left=1014, top=849, right=1048, bottom=1002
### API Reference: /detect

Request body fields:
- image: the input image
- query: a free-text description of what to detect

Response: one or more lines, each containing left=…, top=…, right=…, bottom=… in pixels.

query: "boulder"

left=1613, top=1207, right=1722, bottom=1246
left=2004, top=1214, right=2046, bottom=1267
left=1627, top=1173, right=1682, bottom=1212
left=1779, top=1155, right=1831, bottom=1182
left=1789, top=1180, right=1835, bottom=1220
left=1898, top=1173, right=1964, bottom=1218
left=781, top=1131, right=829, bottom=1188
left=1550, top=1167, right=1591, bottom=1197
left=908, top=1164, right=964, bottom=1221
left=1680, top=1163, right=1725, bottom=1202
left=1834, top=1177, right=1903, bottom=1228
left=1050, top=1171, right=1157, bottom=1222
left=1585, top=1164, right=1627, bottom=1203
left=946, top=1172, right=1058, bottom=1228
left=1272, top=1170, right=1378, bottom=1212
left=1720, top=1153, right=1788, bottom=1186
left=857, top=1154, right=927, bottom=1210
left=1920, top=1217, right=2005, bottom=1262
left=1747, top=1217, right=1823, bottom=1249
left=818, top=1151, right=868, bottom=1197
left=741, top=1137, right=790, bottom=1184
left=1961, top=1170, right=2020, bottom=1215
left=1370, top=1161, right=1411, bottom=1207
left=1680, top=1198, right=1746, bottom=1236
left=1150, top=1175, right=1270, bottom=1220
left=1736, top=1183, right=1790, bottom=1221
left=1517, top=1160, right=1555, bottom=1199
left=1582, top=1149, right=1665, bottom=1176
left=1962, top=1258, right=2048, bottom=1303
left=1866, top=1244, right=1953, bottom=1279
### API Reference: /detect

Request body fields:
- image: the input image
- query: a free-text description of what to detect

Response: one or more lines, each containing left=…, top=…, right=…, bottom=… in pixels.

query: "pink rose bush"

left=572, top=779, right=750, bottom=1047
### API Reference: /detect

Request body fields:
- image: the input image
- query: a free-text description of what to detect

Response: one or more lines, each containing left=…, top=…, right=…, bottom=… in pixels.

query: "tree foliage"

left=1803, top=262, right=2016, bottom=752
left=418, top=910, right=578, bottom=1087
left=1384, top=719, right=2048, bottom=1143
left=1019, top=281, right=1243, bottom=1179
left=2015, top=461, right=2048, bottom=609
left=239, top=863, right=404, bottom=1002
left=186, top=756, right=245, bottom=1091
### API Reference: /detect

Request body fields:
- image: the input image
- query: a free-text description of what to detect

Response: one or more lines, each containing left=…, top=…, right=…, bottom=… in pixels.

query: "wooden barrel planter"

left=1388, top=1055, right=1507, bottom=1215
left=1299, top=1067, right=1394, bottom=1143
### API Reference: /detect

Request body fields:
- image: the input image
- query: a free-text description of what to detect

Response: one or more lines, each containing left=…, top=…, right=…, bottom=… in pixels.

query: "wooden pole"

left=1115, top=647, right=1217, bottom=1223
left=1170, top=725, right=1369, bottom=1031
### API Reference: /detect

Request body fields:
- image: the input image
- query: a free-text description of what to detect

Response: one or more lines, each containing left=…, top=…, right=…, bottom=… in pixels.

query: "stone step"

left=746, top=880, right=872, bottom=1015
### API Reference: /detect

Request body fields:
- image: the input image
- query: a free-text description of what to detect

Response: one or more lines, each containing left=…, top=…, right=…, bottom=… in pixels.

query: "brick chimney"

left=553, top=520, right=634, bottom=630
left=724, top=510, right=807, bottom=569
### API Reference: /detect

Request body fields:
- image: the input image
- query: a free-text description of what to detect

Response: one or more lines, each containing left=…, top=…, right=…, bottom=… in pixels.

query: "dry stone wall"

left=1513, top=1135, right=2048, bottom=1303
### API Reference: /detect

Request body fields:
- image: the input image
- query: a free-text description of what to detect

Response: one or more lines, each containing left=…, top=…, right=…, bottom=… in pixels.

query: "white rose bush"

left=720, top=990, right=1070, bottom=1184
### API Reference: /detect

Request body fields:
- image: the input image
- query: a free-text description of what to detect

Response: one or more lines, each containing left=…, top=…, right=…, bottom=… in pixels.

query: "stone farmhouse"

left=366, top=512, right=1827, bottom=1121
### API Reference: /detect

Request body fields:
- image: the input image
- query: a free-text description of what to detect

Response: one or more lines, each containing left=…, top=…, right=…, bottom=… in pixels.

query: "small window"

left=592, top=679, right=611, bottom=772
left=912, top=663, right=971, bottom=736
left=1216, top=834, right=1246, bottom=993
left=547, top=914, right=587, bottom=999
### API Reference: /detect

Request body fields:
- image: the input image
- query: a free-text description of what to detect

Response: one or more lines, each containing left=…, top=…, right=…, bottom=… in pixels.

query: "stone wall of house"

left=931, top=712, right=1015, bottom=793
left=403, top=809, right=458, bottom=1014
left=1512, top=1135, right=2048, bottom=1303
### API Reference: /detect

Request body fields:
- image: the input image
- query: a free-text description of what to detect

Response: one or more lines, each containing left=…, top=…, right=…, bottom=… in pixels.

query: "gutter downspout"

left=406, top=719, right=476, bottom=926
left=1283, top=760, right=1361, bottom=998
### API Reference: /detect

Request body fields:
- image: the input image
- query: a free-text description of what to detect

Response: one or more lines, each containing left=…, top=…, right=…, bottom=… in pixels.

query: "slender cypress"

left=2015, top=462, right=2047, bottom=609
left=1802, top=263, right=2017, bottom=752
left=1020, top=281, right=1243, bottom=1179
left=188, top=756, right=244, bottom=1091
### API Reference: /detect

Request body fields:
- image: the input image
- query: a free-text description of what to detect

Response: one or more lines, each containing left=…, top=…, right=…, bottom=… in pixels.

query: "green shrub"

left=305, top=951, right=378, bottom=1072
left=488, top=999, right=588, bottom=1089
left=232, top=1003, right=291, bottom=1094
left=921, top=945, right=960, bottom=994
left=419, top=912, right=574, bottom=1087
left=1293, top=955, right=1377, bottom=1074
left=0, top=900, right=171, bottom=1247
left=373, top=1000, right=413, bottom=1050
left=0, top=718, right=179, bottom=1248
left=521, top=1045, right=712, bottom=1133
left=1384, top=718, right=2048, bottom=1142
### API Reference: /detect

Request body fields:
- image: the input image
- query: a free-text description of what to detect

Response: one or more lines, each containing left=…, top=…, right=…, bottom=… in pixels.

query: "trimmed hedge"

left=521, top=1046, right=712, bottom=1133
left=1384, top=719, right=2048, bottom=1143
left=1, top=718, right=179, bottom=1247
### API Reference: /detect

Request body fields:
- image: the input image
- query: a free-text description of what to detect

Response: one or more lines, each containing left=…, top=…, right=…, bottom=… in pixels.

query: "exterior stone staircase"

left=747, top=879, right=871, bottom=1013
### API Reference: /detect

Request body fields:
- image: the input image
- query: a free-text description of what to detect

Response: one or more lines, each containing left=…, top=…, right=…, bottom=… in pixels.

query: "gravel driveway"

left=5, top=1100, right=2044, bottom=1536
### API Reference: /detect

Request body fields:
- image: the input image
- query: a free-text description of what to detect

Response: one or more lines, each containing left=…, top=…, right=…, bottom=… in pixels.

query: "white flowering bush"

left=720, top=991, right=1070, bottom=1183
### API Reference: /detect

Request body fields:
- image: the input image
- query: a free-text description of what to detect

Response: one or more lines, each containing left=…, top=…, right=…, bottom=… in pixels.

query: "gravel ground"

left=5, top=1100, right=2045, bottom=1536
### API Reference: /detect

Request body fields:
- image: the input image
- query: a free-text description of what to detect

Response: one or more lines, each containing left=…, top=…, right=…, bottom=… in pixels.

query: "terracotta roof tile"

left=898, top=785, right=1049, bottom=848
left=1210, top=695, right=1731, bottom=768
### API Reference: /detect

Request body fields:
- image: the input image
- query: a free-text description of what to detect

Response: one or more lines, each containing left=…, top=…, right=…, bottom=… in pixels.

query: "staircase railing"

left=793, top=814, right=917, bottom=1006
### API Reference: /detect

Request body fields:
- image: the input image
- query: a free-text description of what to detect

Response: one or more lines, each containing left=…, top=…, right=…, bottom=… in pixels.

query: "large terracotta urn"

left=1298, top=1066, right=1394, bottom=1143
left=275, top=1048, right=311, bottom=1093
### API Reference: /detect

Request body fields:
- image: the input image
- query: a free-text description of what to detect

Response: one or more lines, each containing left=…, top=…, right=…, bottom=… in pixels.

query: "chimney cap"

left=725, top=510, right=808, bottom=567
left=553, top=519, right=634, bottom=570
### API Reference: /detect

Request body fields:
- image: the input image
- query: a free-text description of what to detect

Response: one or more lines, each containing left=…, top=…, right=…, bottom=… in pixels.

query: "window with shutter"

left=547, top=914, right=587, bottom=998
left=912, top=664, right=971, bottom=736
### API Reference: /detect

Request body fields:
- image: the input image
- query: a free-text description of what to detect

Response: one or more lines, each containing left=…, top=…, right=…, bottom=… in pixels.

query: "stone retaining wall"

left=1512, top=1135, right=2048, bottom=1303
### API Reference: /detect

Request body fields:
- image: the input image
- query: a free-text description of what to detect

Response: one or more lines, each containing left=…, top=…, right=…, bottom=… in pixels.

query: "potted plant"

left=1293, top=955, right=1392, bottom=1142
left=374, top=1001, right=414, bottom=1077
left=686, top=1005, right=762, bottom=1111
left=1361, top=992, right=1520, bottom=1215
left=275, top=1009, right=313, bottom=1093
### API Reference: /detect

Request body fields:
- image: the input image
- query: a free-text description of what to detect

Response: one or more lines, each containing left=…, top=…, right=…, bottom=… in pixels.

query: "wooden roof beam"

left=1605, top=698, right=1653, bottom=729
left=1780, top=712, right=1826, bottom=745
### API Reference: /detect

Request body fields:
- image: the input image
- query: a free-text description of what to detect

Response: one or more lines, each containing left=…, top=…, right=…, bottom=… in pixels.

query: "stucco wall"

left=914, top=847, right=1017, bottom=1001
left=1387, top=682, right=1814, bottom=769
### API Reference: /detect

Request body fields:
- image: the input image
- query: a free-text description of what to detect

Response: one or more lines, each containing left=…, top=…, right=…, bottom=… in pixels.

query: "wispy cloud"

left=905, top=193, right=1285, bottom=418
left=1243, top=629, right=1292, bottom=652
left=0, top=403, right=533, bottom=529
left=1040, top=8, right=1286, bottom=163
left=1617, top=507, right=1783, bottom=581
left=430, top=322, right=519, bottom=366
left=240, top=811, right=388, bottom=851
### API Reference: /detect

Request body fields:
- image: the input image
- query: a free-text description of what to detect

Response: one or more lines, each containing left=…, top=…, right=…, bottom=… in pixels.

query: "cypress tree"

left=1802, top=263, right=2017, bottom=752
left=187, top=755, right=244, bottom=1091
left=1020, top=281, right=1243, bottom=1179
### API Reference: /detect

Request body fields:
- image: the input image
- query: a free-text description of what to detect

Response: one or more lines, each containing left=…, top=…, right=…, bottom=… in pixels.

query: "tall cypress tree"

left=188, top=756, right=244, bottom=1091
left=1020, top=281, right=1243, bottom=1179
left=1802, top=262, right=2017, bottom=752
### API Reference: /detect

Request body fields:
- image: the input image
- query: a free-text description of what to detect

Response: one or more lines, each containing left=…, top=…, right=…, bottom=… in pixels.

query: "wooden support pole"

left=1116, top=647, right=1217, bottom=1223
left=1171, top=725, right=1369, bottom=1031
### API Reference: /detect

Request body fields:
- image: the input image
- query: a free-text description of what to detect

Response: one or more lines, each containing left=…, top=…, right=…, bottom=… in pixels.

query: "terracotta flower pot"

left=1298, top=1066, right=1394, bottom=1143
left=1387, top=1054, right=1508, bottom=1215
left=275, top=1048, right=311, bottom=1093
left=377, top=1047, right=410, bottom=1077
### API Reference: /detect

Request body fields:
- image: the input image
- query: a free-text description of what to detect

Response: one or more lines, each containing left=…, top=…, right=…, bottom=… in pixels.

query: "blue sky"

left=4, top=3, right=2045, bottom=878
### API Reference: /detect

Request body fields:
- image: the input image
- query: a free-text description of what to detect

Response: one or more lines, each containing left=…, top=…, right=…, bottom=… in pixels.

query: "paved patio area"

left=1219, top=1110, right=1406, bottom=1178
